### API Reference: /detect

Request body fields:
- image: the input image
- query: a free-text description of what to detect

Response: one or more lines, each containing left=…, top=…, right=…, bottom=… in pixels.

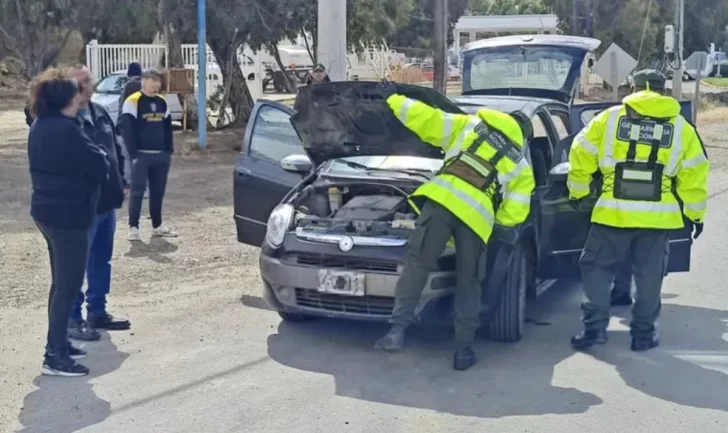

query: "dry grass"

left=390, top=67, right=426, bottom=84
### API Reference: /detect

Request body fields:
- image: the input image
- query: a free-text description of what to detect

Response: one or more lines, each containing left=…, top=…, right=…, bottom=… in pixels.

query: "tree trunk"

left=269, top=43, right=298, bottom=93
left=302, top=28, right=317, bottom=64
left=432, top=0, right=448, bottom=94
left=159, top=0, right=199, bottom=129
left=208, top=37, right=254, bottom=128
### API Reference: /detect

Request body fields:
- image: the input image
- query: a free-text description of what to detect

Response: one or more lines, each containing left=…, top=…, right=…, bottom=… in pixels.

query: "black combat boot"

left=631, top=331, right=660, bottom=352
left=373, top=325, right=406, bottom=352
left=453, top=346, right=477, bottom=371
left=570, top=329, right=608, bottom=350
left=610, top=290, right=633, bottom=306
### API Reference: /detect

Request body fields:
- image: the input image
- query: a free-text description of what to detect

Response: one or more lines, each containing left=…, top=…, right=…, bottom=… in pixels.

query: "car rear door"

left=234, top=100, right=307, bottom=246
left=536, top=102, right=694, bottom=279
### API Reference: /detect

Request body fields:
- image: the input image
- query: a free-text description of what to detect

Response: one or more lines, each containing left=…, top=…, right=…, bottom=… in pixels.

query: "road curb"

left=700, top=80, right=728, bottom=90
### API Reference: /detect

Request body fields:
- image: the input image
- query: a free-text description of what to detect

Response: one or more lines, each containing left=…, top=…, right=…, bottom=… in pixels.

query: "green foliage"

left=389, top=0, right=469, bottom=50
left=468, top=0, right=550, bottom=15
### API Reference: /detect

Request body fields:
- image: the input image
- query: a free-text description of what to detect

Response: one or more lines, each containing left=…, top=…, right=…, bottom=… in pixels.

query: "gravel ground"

left=1, top=100, right=728, bottom=433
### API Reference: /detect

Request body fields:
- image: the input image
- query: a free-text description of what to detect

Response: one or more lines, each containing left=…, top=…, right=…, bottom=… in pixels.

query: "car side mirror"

left=549, top=161, right=570, bottom=184
left=280, top=154, right=312, bottom=173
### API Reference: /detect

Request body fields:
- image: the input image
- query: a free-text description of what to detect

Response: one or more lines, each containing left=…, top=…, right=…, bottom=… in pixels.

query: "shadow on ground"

left=262, top=280, right=728, bottom=418
left=264, top=281, right=604, bottom=419
left=124, top=237, right=179, bottom=264
left=15, top=337, right=129, bottom=433
left=591, top=302, right=728, bottom=412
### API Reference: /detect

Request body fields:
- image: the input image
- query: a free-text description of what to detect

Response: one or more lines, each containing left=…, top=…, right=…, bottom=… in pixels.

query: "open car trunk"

left=460, top=35, right=601, bottom=104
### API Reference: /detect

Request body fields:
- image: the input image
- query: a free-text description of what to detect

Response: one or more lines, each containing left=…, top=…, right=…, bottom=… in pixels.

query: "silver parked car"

left=91, top=71, right=185, bottom=125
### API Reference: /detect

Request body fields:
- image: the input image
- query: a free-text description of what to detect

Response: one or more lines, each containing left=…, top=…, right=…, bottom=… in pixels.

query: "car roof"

left=452, top=95, right=566, bottom=118
left=461, top=34, right=601, bottom=53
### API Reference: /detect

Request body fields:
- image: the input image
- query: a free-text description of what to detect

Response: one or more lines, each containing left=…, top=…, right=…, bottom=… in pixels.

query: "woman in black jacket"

left=27, top=68, right=110, bottom=377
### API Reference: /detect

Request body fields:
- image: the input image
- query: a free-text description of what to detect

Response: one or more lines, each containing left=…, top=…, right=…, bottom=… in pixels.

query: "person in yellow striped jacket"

left=373, top=83, right=536, bottom=371
left=568, top=69, right=709, bottom=352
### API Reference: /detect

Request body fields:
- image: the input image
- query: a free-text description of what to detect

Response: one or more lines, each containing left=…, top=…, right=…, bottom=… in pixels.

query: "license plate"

left=317, top=270, right=366, bottom=296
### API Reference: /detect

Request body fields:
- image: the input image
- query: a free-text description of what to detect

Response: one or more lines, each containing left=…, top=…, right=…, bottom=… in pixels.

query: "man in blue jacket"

left=66, top=65, right=132, bottom=339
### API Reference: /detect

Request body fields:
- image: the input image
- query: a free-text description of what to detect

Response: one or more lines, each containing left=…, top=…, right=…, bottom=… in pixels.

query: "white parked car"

left=91, top=71, right=185, bottom=126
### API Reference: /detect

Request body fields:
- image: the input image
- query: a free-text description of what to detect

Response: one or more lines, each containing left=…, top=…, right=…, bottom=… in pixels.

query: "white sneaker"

left=152, top=225, right=178, bottom=238
left=128, top=227, right=141, bottom=241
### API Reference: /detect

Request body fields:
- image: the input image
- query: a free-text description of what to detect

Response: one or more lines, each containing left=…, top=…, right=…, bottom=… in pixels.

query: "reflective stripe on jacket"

left=568, top=90, right=709, bottom=229
left=386, top=94, right=535, bottom=244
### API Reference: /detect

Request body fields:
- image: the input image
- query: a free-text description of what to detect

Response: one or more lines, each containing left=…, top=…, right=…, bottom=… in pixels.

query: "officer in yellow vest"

left=373, top=83, right=536, bottom=371
left=568, top=69, right=708, bottom=351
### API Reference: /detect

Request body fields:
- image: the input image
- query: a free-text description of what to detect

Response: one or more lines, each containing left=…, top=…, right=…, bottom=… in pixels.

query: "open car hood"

left=460, top=35, right=601, bottom=104
left=291, top=81, right=465, bottom=166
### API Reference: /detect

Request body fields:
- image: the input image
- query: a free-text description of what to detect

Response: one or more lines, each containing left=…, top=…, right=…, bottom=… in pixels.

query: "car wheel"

left=278, top=311, right=312, bottom=322
left=488, top=243, right=529, bottom=343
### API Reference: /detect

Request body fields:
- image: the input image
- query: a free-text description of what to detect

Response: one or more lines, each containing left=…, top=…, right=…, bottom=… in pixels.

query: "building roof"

left=455, top=14, right=559, bottom=32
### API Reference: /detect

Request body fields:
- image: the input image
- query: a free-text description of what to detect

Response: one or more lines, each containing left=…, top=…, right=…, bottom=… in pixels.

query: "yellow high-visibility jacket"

left=568, top=90, right=709, bottom=229
left=386, top=94, right=536, bottom=244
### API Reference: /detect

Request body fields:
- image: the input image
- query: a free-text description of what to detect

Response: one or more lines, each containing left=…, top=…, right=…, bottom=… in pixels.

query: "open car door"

left=234, top=100, right=309, bottom=246
left=536, top=101, right=695, bottom=279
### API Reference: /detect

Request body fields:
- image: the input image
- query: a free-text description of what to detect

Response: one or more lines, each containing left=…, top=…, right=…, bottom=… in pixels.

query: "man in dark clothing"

left=66, top=65, right=132, bottom=340
left=306, top=64, right=331, bottom=85
left=118, top=62, right=142, bottom=126
left=121, top=67, right=177, bottom=241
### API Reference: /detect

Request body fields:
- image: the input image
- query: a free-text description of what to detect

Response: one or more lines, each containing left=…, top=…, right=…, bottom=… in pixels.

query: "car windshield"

left=94, top=74, right=128, bottom=94
left=325, top=156, right=443, bottom=179
left=463, top=45, right=581, bottom=93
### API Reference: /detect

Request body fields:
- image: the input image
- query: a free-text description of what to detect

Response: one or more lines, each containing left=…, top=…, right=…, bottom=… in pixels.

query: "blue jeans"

left=70, top=210, right=116, bottom=322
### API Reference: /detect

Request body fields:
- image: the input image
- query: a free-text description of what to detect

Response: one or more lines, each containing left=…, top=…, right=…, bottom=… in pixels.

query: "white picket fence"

left=85, top=40, right=262, bottom=100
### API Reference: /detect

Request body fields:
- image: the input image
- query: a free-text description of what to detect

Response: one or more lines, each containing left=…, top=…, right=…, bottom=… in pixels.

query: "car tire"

left=278, top=311, right=312, bottom=322
left=488, top=244, right=529, bottom=343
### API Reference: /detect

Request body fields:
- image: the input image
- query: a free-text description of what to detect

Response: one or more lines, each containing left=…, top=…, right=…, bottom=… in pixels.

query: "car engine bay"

left=291, top=183, right=420, bottom=237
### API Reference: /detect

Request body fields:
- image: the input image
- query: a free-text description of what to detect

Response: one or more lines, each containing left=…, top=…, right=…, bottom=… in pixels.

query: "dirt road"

left=1, top=101, right=728, bottom=433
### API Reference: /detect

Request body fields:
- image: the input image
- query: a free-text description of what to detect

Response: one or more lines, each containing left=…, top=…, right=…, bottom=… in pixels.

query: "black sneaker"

left=631, top=332, right=660, bottom=352
left=67, top=343, right=87, bottom=360
left=570, top=329, right=608, bottom=350
left=373, top=325, right=406, bottom=352
left=42, top=354, right=89, bottom=377
left=453, top=346, right=477, bottom=371
left=87, top=312, right=131, bottom=331
left=68, top=320, right=101, bottom=341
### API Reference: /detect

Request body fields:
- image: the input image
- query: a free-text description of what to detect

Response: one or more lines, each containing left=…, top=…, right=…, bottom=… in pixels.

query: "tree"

left=0, top=0, right=79, bottom=76
left=76, top=0, right=159, bottom=45
left=159, top=0, right=200, bottom=127
left=389, top=0, right=469, bottom=50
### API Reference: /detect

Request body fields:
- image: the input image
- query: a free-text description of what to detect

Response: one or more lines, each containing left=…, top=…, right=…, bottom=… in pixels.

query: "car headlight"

left=265, top=204, right=294, bottom=248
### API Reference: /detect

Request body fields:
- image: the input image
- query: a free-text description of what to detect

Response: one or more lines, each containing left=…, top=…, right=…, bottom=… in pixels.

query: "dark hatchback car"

left=234, top=35, right=695, bottom=343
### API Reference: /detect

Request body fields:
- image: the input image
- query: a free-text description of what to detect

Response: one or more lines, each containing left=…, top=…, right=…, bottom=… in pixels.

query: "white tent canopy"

left=453, top=14, right=559, bottom=56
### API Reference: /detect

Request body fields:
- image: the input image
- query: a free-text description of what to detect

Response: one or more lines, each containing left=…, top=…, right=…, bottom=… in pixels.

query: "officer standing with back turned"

left=568, top=69, right=709, bottom=352
left=373, top=82, right=536, bottom=371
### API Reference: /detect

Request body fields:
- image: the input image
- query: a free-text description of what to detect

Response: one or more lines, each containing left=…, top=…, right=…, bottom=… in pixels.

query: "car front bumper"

left=259, top=253, right=457, bottom=323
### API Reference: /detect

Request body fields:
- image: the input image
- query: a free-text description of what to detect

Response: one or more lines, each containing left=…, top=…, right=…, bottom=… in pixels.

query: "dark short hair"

left=28, top=68, right=80, bottom=117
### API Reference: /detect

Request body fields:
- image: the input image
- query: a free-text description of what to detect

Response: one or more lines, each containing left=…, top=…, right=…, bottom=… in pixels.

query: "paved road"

left=1, top=115, right=727, bottom=432
left=3, top=176, right=727, bottom=433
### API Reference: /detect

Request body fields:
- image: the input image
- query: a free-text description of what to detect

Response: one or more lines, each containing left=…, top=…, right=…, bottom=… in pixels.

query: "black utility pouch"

left=613, top=161, right=663, bottom=201
left=613, top=113, right=669, bottom=202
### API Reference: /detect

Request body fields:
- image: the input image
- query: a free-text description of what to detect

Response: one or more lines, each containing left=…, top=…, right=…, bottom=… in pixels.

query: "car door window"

left=550, top=113, right=569, bottom=139
left=249, top=105, right=302, bottom=161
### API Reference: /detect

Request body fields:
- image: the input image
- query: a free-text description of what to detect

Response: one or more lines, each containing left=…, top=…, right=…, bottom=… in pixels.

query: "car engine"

left=291, top=183, right=419, bottom=236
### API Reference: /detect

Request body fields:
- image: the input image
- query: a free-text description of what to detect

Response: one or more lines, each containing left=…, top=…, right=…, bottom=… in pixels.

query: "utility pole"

left=197, top=0, right=206, bottom=148
left=433, top=0, right=448, bottom=94
left=317, top=0, right=347, bottom=81
left=672, top=0, right=684, bottom=99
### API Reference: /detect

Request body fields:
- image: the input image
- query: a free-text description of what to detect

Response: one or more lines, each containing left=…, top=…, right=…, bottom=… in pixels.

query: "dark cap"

left=142, top=67, right=164, bottom=80
left=632, top=69, right=666, bottom=90
left=127, top=62, right=142, bottom=78
left=312, top=64, right=326, bottom=72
